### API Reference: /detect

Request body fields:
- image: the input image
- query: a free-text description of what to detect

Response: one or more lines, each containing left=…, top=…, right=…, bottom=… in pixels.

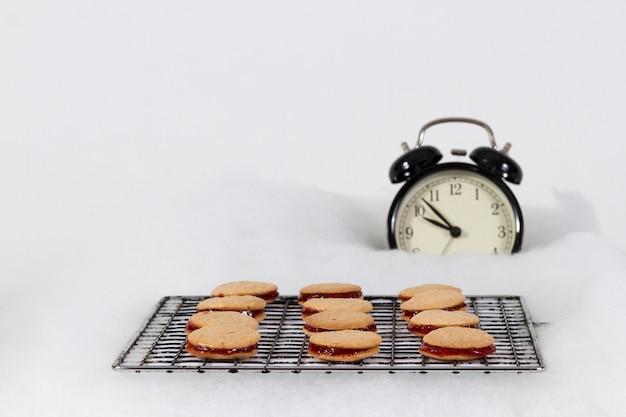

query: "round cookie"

left=185, top=326, right=261, bottom=360
left=308, top=329, right=383, bottom=362
left=301, top=298, right=373, bottom=318
left=407, top=309, right=479, bottom=337
left=196, top=295, right=267, bottom=321
left=399, top=289, right=467, bottom=321
left=298, top=282, right=363, bottom=305
left=302, top=310, right=377, bottom=336
left=398, top=283, right=462, bottom=302
left=185, top=311, right=260, bottom=334
left=211, top=280, right=279, bottom=303
left=419, top=326, right=496, bottom=361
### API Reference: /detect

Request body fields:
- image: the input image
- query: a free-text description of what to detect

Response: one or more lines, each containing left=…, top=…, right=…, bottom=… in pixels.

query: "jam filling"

left=308, top=342, right=372, bottom=357
left=297, top=291, right=363, bottom=303
left=196, top=308, right=264, bottom=318
left=301, top=307, right=320, bottom=317
left=185, top=341, right=258, bottom=356
left=419, top=342, right=496, bottom=358
left=185, top=322, right=200, bottom=333
left=303, top=323, right=377, bottom=333
left=213, top=291, right=278, bottom=301
left=400, top=303, right=467, bottom=321
left=257, top=290, right=279, bottom=301
left=407, top=323, right=477, bottom=335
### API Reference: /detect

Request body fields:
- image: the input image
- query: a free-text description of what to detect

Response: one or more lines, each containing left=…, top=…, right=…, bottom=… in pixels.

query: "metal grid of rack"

left=112, top=295, right=544, bottom=373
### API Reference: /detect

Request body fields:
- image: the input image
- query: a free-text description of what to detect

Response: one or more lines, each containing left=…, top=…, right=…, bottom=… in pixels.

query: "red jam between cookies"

left=307, top=343, right=371, bottom=357
left=400, top=302, right=467, bottom=321
left=407, top=323, right=478, bottom=336
left=256, top=290, right=279, bottom=302
left=196, top=308, right=264, bottom=318
left=185, top=341, right=258, bottom=356
left=301, top=307, right=320, bottom=317
left=418, top=342, right=496, bottom=359
left=185, top=322, right=200, bottom=334
left=213, top=290, right=279, bottom=302
left=303, top=323, right=377, bottom=333
left=297, top=291, right=363, bottom=304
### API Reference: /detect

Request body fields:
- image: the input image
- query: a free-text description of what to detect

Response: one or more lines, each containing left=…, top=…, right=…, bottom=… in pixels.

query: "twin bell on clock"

left=387, top=117, right=524, bottom=256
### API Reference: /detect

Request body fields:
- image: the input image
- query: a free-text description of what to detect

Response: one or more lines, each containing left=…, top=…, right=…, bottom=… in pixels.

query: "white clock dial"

left=392, top=169, right=520, bottom=255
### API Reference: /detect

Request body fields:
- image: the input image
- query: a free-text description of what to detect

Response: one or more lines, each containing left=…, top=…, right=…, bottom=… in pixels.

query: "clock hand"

left=421, top=199, right=453, bottom=228
left=421, top=199, right=462, bottom=238
left=422, top=216, right=462, bottom=237
left=441, top=236, right=455, bottom=255
left=422, top=216, right=450, bottom=230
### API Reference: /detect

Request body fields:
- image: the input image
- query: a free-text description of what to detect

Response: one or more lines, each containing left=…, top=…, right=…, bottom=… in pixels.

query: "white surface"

left=2, top=1, right=626, bottom=416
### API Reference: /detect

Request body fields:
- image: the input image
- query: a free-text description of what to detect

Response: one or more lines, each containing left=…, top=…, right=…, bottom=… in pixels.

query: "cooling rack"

left=112, top=295, right=544, bottom=373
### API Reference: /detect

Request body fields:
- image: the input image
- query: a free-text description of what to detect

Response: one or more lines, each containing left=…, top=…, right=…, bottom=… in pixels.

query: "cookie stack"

left=300, top=298, right=374, bottom=319
left=184, top=281, right=278, bottom=360
left=299, top=282, right=382, bottom=362
left=398, top=283, right=496, bottom=362
left=399, top=284, right=467, bottom=321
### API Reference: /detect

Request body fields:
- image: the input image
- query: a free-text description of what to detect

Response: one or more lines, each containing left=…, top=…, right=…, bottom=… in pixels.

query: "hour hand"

left=422, top=216, right=450, bottom=231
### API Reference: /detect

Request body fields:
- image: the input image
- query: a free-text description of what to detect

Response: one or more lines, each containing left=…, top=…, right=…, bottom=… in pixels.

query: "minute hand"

left=421, top=198, right=462, bottom=238
left=421, top=199, right=453, bottom=228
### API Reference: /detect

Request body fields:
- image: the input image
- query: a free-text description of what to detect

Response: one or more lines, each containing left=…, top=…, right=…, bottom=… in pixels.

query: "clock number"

left=475, top=188, right=480, bottom=200
left=428, top=189, right=439, bottom=202
left=491, top=203, right=500, bottom=215
left=414, top=205, right=425, bottom=217
left=405, top=226, right=414, bottom=239
left=450, top=183, right=462, bottom=196
left=497, top=225, right=506, bottom=238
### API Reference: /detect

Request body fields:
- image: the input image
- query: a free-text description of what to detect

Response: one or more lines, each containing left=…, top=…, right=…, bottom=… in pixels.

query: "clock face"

left=388, top=166, right=522, bottom=255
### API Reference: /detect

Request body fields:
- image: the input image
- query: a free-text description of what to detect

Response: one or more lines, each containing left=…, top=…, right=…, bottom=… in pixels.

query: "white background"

left=3, top=0, right=626, bottom=252
left=2, top=2, right=626, bottom=417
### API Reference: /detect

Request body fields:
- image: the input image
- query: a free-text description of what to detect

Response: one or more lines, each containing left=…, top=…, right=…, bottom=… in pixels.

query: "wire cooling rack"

left=112, top=295, right=544, bottom=373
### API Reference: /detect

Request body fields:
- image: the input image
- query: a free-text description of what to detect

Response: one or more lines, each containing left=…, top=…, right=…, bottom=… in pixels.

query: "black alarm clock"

left=387, top=117, right=523, bottom=255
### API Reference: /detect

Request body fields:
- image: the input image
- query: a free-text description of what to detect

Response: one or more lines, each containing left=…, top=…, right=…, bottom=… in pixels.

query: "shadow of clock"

left=344, top=189, right=602, bottom=253
left=181, top=176, right=601, bottom=255
left=522, top=190, right=601, bottom=249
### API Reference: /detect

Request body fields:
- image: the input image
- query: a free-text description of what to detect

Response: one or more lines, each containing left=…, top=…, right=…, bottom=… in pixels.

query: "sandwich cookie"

left=301, top=298, right=373, bottom=318
left=185, top=311, right=260, bottom=335
left=419, top=326, right=496, bottom=361
left=398, top=283, right=462, bottom=302
left=185, top=326, right=261, bottom=360
left=196, top=295, right=267, bottom=321
left=211, top=280, right=279, bottom=303
left=298, top=282, right=363, bottom=305
left=407, top=309, right=479, bottom=337
left=302, top=310, right=377, bottom=337
left=308, top=329, right=383, bottom=362
left=399, top=289, right=467, bottom=321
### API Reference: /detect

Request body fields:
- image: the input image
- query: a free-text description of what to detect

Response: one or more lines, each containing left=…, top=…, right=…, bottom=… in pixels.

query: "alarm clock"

left=387, top=117, right=523, bottom=255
